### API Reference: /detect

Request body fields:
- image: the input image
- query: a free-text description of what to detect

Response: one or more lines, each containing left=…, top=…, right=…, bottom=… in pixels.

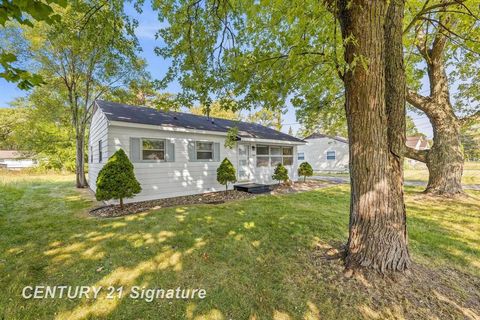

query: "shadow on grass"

left=0, top=178, right=478, bottom=319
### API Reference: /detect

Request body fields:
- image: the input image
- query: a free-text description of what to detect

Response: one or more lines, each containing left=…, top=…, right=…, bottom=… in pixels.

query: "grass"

left=404, top=161, right=480, bottom=185
left=1, top=174, right=479, bottom=319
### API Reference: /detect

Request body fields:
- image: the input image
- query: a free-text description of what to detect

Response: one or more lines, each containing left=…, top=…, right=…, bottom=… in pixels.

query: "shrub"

left=298, top=162, right=313, bottom=182
left=217, top=157, right=237, bottom=192
left=96, top=149, right=141, bottom=208
left=272, top=163, right=289, bottom=184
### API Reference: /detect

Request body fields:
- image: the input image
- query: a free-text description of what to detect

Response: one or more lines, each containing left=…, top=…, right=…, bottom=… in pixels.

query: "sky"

left=0, top=3, right=434, bottom=138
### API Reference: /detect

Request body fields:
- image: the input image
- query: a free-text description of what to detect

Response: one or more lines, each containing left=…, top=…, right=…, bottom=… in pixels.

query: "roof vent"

left=173, top=116, right=178, bottom=120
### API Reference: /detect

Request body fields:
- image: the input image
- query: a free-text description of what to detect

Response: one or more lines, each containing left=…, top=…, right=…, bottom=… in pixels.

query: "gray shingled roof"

left=96, top=100, right=304, bottom=143
left=303, top=132, right=348, bottom=143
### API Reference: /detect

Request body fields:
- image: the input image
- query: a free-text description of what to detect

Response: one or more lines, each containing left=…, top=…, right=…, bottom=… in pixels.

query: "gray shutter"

left=130, top=138, right=141, bottom=162
left=213, top=142, right=220, bottom=161
left=188, top=141, right=196, bottom=161
left=165, top=140, right=175, bottom=162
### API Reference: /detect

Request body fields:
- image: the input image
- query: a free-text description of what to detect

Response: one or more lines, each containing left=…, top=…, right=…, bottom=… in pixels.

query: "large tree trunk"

left=75, top=132, right=88, bottom=188
left=339, top=0, right=410, bottom=272
left=405, top=27, right=464, bottom=196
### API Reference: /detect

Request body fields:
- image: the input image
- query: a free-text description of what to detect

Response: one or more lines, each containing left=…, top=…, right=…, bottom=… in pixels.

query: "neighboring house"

left=297, top=133, right=349, bottom=172
left=406, top=136, right=430, bottom=165
left=0, top=150, right=37, bottom=170
left=89, top=100, right=305, bottom=202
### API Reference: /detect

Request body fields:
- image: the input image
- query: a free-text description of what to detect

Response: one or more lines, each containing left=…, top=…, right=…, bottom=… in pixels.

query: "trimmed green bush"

left=96, top=149, right=141, bottom=208
left=272, top=163, right=289, bottom=184
left=217, top=157, right=237, bottom=192
left=298, top=162, right=314, bottom=182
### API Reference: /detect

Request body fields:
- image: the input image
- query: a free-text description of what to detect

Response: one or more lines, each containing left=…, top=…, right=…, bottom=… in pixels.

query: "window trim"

left=141, top=138, right=166, bottom=162
left=255, top=145, right=294, bottom=167
left=326, top=150, right=336, bottom=160
left=195, top=141, right=214, bottom=161
left=297, top=152, right=305, bottom=161
left=98, top=140, right=102, bottom=163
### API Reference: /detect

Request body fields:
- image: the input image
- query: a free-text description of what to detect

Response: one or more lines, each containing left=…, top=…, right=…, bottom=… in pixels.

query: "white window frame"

left=141, top=138, right=166, bottom=161
left=256, top=145, right=294, bottom=167
left=326, top=150, right=336, bottom=160
left=195, top=141, right=214, bottom=160
left=297, top=152, right=305, bottom=161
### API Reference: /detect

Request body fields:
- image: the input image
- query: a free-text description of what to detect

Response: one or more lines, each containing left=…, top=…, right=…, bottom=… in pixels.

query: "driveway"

left=310, top=175, right=480, bottom=191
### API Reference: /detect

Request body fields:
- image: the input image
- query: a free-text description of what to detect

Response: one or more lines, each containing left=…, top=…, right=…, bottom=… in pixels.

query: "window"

left=326, top=151, right=336, bottom=160
left=98, top=140, right=102, bottom=163
left=256, top=145, right=269, bottom=167
left=282, top=147, right=293, bottom=165
left=90, top=146, right=93, bottom=163
left=142, top=138, right=165, bottom=161
left=298, top=152, right=305, bottom=161
left=255, top=145, right=294, bottom=167
left=196, top=141, right=213, bottom=160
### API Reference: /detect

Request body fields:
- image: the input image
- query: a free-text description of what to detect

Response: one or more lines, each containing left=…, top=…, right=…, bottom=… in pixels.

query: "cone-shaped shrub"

left=96, top=149, right=141, bottom=208
left=272, top=163, right=289, bottom=184
left=298, top=162, right=313, bottom=182
left=217, top=157, right=237, bottom=192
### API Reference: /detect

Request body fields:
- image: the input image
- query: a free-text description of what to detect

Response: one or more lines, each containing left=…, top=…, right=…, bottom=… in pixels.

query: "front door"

left=237, top=143, right=251, bottom=181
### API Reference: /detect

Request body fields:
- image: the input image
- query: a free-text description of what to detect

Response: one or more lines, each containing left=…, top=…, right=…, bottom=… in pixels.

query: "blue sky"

left=0, top=3, right=434, bottom=138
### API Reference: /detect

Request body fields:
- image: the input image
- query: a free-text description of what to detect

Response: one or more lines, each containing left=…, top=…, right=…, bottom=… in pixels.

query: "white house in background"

left=406, top=136, right=430, bottom=165
left=88, top=100, right=305, bottom=202
left=297, top=133, right=349, bottom=172
left=0, top=150, right=37, bottom=170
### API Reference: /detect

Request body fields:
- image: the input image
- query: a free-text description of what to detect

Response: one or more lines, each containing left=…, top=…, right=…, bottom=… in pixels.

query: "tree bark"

left=339, top=0, right=410, bottom=272
left=405, top=27, right=464, bottom=196
left=75, top=132, right=88, bottom=188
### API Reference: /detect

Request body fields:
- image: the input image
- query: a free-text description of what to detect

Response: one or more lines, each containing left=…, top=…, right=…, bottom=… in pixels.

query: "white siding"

left=89, top=110, right=303, bottom=203
left=297, top=138, right=349, bottom=172
left=107, top=125, right=238, bottom=202
left=88, top=108, right=109, bottom=192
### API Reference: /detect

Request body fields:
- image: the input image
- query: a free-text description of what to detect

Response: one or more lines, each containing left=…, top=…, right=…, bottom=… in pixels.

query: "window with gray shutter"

left=188, top=141, right=220, bottom=162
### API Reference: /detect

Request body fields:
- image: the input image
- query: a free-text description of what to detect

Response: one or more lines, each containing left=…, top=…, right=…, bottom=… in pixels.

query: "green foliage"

left=152, top=0, right=345, bottom=133
left=460, top=123, right=480, bottom=161
left=272, top=163, right=289, bottom=184
left=246, top=108, right=284, bottom=131
left=107, top=78, right=182, bottom=112
left=224, top=127, right=239, bottom=149
left=190, top=100, right=242, bottom=121
left=298, top=162, right=313, bottom=182
left=0, top=0, right=67, bottom=89
left=96, top=149, right=141, bottom=206
left=406, top=115, right=425, bottom=137
left=216, top=157, right=237, bottom=191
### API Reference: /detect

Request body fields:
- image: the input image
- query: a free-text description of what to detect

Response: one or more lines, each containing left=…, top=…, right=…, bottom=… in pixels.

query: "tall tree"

left=338, top=0, right=410, bottom=271
left=23, top=1, right=143, bottom=187
left=403, top=1, right=480, bottom=196
left=151, top=0, right=411, bottom=272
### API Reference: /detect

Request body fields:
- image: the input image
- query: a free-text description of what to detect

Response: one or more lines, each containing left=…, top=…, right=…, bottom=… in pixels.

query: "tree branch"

left=404, top=146, right=428, bottom=163
left=406, top=88, right=431, bottom=112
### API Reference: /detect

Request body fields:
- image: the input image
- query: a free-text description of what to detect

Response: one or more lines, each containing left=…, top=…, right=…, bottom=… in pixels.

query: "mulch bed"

left=90, top=180, right=333, bottom=218
left=89, top=190, right=255, bottom=218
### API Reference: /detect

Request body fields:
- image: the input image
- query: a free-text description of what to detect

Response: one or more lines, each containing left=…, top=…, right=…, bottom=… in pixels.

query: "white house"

left=0, top=150, right=37, bottom=170
left=297, top=133, right=349, bottom=172
left=88, top=100, right=305, bottom=202
left=406, top=136, right=430, bottom=165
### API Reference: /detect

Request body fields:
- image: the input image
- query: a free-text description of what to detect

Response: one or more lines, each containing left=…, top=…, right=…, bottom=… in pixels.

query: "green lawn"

left=1, top=174, right=479, bottom=319
left=404, top=161, right=480, bottom=185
